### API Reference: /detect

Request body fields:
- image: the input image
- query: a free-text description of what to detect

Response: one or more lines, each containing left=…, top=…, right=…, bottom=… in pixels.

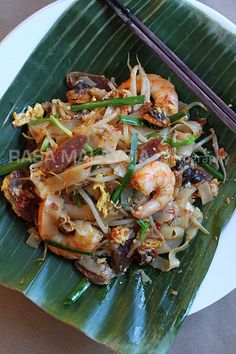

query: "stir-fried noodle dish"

left=1, top=61, right=227, bottom=286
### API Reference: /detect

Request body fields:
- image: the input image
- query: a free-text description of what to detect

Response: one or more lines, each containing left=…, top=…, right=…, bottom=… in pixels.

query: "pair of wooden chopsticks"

left=103, top=0, right=236, bottom=134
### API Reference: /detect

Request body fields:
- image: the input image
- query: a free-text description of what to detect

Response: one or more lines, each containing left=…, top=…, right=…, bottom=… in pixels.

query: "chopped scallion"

left=120, top=115, right=144, bottom=126
left=111, top=132, right=138, bottom=204
left=0, top=154, right=41, bottom=176
left=146, top=133, right=196, bottom=147
left=28, top=117, right=51, bottom=126
left=64, top=278, right=91, bottom=305
left=165, top=134, right=196, bottom=147
left=84, top=144, right=94, bottom=157
left=169, top=110, right=188, bottom=123
left=40, top=137, right=50, bottom=152
left=93, top=147, right=104, bottom=155
left=84, top=144, right=104, bottom=157
left=137, top=219, right=151, bottom=241
left=192, top=153, right=224, bottom=181
left=146, top=132, right=161, bottom=139
left=74, top=194, right=82, bottom=208
left=91, top=165, right=99, bottom=172
left=200, top=162, right=224, bottom=181
left=29, top=115, right=72, bottom=137
left=50, top=115, right=72, bottom=137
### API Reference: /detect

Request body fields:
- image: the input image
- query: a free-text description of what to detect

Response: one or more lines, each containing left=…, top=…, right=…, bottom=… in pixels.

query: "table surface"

left=0, top=1, right=236, bottom=354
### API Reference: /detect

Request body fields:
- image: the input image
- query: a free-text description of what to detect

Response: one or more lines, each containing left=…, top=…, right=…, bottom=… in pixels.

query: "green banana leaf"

left=0, top=0, right=235, bottom=353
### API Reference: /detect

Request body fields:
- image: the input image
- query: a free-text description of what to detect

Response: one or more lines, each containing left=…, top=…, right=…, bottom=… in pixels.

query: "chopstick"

left=103, top=0, right=236, bottom=134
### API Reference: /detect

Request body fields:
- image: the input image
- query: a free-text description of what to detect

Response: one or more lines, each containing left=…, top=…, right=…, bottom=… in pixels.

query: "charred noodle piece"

left=140, top=103, right=170, bottom=127
left=111, top=133, right=138, bottom=204
left=26, top=136, right=38, bottom=153
left=182, top=166, right=212, bottom=185
left=66, top=72, right=114, bottom=91
left=64, top=277, right=91, bottom=305
left=75, top=256, right=116, bottom=285
left=111, top=238, right=133, bottom=273
left=42, top=135, right=88, bottom=174
left=1, top=170, right=41, bottom=222
left=0, top=154, right=41, bottom=176
left=71, top=95, right=145, bottom=111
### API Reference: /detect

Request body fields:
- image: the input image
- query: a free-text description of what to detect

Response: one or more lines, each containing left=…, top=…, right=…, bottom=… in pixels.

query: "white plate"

left=0, top=0, right=235, bottom=315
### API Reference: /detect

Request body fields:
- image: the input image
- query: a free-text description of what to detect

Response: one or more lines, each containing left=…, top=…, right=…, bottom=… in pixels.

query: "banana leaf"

left=0, top=0, right=235, bottom=353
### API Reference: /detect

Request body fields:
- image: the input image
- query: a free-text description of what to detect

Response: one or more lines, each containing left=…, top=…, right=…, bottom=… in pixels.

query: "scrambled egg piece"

left=93, top=174, right=110, bottom=217
left=141, top=239, right=162, bottom=250
left=110, top=226, right=130, bottom=245
left=13, top=103, right=44, bottom=127
left=210, top=178, right=220, bottom=197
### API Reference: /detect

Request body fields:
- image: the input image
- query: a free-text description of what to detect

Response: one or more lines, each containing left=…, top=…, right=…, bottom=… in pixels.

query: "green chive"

left=111, top=133, right=138, bottom=204
left=192, top=153, right=224, bottom=181
left=146, top=132, right=162, bottom=139
left=40, top=137, right=50, bottom=152
left=49, top=115, right=72, bottom=137
left=93, top=147, right=104, bottom=156
left=120, top=115, right=144, bottom=126
left=169, top=110, right=188, bottom=123
left=28, top=115, right=72, bottom=137
left=71, top=95, right=145, bottom=111
left=45, top=239, right=93, bottom=256
left=166, top=134, right=196, bottom=147
left=91, top=165, right=99, bottom=172
left=200, top=162, right=224, bottom=181
left=74, top=194, right=82, bottom=208
left=0, top=154, right=41, bottom=176
left=64, top=278, right=91, bottom=305
left=28, top=117, right=51, bottom=126
left=137, top=219, right=151, bottom=241
left=146, top=132, right=196, bottom=147
left=84, top=145, right=104, bottom=157
left=84, top=144, right=94, bottom=157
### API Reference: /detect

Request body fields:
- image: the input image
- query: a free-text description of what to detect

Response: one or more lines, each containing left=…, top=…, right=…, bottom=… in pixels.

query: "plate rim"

left=0, top=0, right=235, bottom=315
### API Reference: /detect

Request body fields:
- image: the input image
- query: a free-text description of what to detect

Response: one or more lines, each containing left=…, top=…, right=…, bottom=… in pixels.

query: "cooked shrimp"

left=38, top=194, right=103, bottom=259
left=131, top=160, right=175, bottom=218
left=119, top=74, right=178, bottom=115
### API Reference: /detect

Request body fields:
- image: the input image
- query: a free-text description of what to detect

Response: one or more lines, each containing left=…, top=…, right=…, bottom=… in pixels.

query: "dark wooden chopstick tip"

left=103, top=0, right=236, bottom=134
